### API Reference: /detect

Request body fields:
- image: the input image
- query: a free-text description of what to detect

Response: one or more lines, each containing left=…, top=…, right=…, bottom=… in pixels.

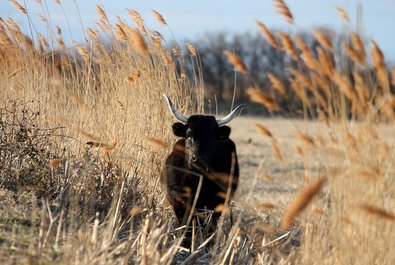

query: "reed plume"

left=255, top=20, right=279, bottom=49
left=247, top=88, right=280, bottom=111
left=281, top=177, right=326, bottom=230
left=277, top=32, right=298, bottom=61
left=268, top=73, right=286, bottom=95
left=10, top=0, right=26, bottom=14
left=151, top=9, right=167, bottom=25
left=274, top=0, right=294, bottom=24
left=335, top=7, right=350, bottom=24
left=224, top=50, right=249, bottom=74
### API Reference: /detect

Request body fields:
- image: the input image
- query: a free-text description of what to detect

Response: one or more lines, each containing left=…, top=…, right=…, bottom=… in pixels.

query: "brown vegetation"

left=1, top=0, right=395, bottom=264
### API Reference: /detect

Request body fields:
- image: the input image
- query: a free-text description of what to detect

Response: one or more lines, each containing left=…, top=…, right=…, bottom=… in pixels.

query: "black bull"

left=161, top=95, right=246, bottom=237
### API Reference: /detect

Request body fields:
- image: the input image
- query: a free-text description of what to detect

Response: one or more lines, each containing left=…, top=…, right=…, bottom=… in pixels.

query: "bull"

left=161, top=95, right=245, bottom=244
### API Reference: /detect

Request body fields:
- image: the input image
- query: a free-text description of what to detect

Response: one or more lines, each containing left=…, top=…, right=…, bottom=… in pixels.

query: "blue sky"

left=1, top=0, right=395, bottom=61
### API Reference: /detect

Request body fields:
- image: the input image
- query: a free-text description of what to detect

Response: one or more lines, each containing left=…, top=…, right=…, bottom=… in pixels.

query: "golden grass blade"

left=224, top=50, right=249, bottom=74
left=295, top=145, right=307, bottom=156
left=214, top=204, right=229, bottom=213
left=353, top=71, right=368, bottom=107
left=392, top=68, right=395, bottom=87
left=257, top=203, right=276, bottom=210
left=290, top=79, right=311, bottom=106
left=131, top=207, right=143, bottom=217
left=351, top=32, right=365, bottom=57
left=143, top=137, right=169, bottom=149
left=75, top=44, right=90, bottom=62
left=253, top=167, right=274, bottom=182
left=280, top=177, right=326, bottom=230
left=335, top=7, right=350, bottom=24
left=277, top=32, right=298, bottom=61
left=371, top=41, right=388, bottom=90
left=332, top=71, right=355, bottom=101
left=359, top=204, right=395, bottom=221
left=316, top=47, right=334, bottom=76
left=96, top=5, right=108, bottom=21
left=255, top=20, right=279, bottom=49
left=294, top=132, right=316, bottom=147
left=295, top=36, right=309, bottom=54
left=171, top=45, right=180, bottom=57
left=343, top=42, right=364, bottom=65
left=268, top=73, right=286, bottom=95
left=254, top=123, right=273, bottom=138
left=8, top=69, right=22, bottom=78
left=314, top=30, right=332, bottom=51
left=10, top=0, right=26, bottom=14
left=151, top=9, right=167, bottom=25
left=274, top=0, right=294, bottom=24
left=49, top=159, right=61, bottom=169
left=127, top=9, right=146, bottom=31
left=129, top=28, right=149, bottom=57
left=247, top=88, right=280, bottom=111
left=186, top=43, right=197, bottom=57
left=271, top=140, right=284, bottom=161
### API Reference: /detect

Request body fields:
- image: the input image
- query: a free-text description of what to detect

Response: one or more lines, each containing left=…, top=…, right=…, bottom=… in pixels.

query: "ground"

left=231, top=117, right=322, bottom=208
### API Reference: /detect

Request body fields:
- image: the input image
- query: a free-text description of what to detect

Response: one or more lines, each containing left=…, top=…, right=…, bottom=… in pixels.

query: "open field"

left=1, top=1, right=395, bottom=264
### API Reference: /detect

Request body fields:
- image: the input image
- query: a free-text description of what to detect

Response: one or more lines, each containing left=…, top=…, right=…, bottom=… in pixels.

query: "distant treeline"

left=175, top=29, right=394, bottom=115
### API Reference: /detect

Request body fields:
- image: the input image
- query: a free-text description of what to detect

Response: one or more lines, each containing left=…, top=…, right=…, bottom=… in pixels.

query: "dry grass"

left=1, top=1, right=395, bottom=264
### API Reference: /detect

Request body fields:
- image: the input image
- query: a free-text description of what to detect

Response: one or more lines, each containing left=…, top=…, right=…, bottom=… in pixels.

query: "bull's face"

left=172, top=115, right=231, bottom=168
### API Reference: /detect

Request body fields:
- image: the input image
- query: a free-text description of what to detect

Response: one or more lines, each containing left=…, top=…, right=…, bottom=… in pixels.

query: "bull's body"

left=162, top=122, right=239, bottom=226
left=160, top=96, right=245, bottom=246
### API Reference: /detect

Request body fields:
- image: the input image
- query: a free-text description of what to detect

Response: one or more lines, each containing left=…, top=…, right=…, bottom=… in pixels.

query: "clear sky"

left=1, top=0, right=395, bottom=61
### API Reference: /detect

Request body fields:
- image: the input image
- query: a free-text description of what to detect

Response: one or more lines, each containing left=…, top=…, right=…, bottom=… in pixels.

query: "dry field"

left=1, top=1, right=395, bottom=264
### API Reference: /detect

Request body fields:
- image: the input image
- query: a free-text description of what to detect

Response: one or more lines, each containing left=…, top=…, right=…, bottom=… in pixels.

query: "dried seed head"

left=257, top=203, right=276, bottom=210
left=332, top=71, right=355, bottom=101
left=335, top=7, right=350, bottom=24
left=131, top=207, right=143, bottom=217
left=316, top=47, right=334, bottom=76
left=353, top=71, right=368, bottom=107
left=214, top=204, right=230, bottom=213
left=224, top=50, right=249, bottom=74
left=343, top=42, right=365, bottom=65
left=294, top=132, right=316, bottom=147
left=271, top=140, right=284, bottom=161
left=49, top=159, right=61, bottom=169
left=268, top=73, right=286, bottom=95
left=254, top=123, right=273, bottom=137
left=351, top=32, right=365, bottom=57
left=280, top=177, right=326, bottom=230
left=10, top=0, right=26, bottom=14
left=172, top=45, right=180, bottom=57
left=144, top=137, right=168, bottom=149
left=254, top=167, right=274, bottom=182
left=129, top=28, right=149, bottom=57
left=247, top=88, right=280, bottom=111
left=96, top=5, right=108, bottom=21
left=151, top=9, right=167, bottom=25
left=127, top=9, right=145, bottom=30
left=314, top=30, right=333, bottom=51
left=274, top=0, right=294, bottom=24
left=391, top=68, right=395, bottom=87
left=186, top=43, right=197, bottom=57
left=359, top=204, right=395, bottom=221
left=277, top=32, right=298, bottom=61
left=255, top=20, right=279, bottom=49
left=371, top=41, right=388, bottom=90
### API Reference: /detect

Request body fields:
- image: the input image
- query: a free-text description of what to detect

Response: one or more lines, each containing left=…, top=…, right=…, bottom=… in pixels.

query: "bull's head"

left=163, top=95, right=246, bottom=168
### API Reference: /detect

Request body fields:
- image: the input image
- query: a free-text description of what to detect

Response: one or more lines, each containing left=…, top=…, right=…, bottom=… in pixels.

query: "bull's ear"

left=217, top=126, right=231, bottom=140
left=172, top=122, right=187, bottom=137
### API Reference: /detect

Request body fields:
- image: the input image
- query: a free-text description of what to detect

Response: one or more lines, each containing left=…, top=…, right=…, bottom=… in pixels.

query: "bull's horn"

left=163, top=94, right=188, bottom=123
left=216, top=104, right=247, bottom=125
